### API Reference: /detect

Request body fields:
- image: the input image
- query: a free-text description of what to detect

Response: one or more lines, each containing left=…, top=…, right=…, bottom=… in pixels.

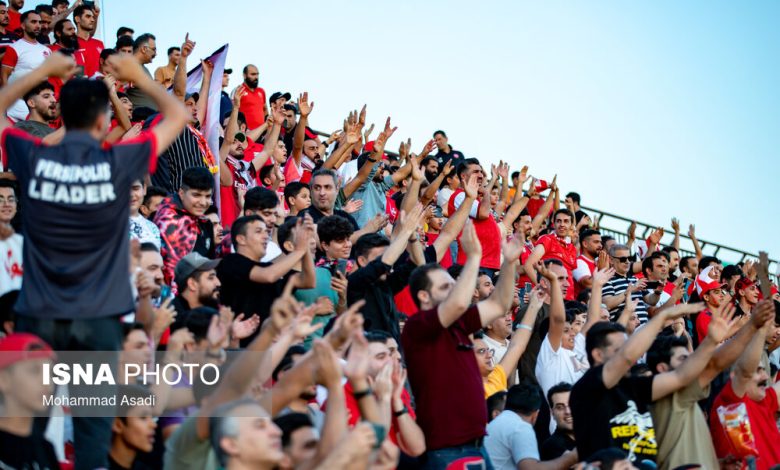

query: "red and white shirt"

left=448, top=189, right=501, bottom=270
left=572, top=254, right=596, bottom=299
left=2, top=38, right=51, bottom=120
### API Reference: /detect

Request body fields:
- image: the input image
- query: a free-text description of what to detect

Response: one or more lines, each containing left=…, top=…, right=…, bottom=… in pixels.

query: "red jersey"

left=237, top=83, right=267, bottom=129
left=7, top=10, right=20, bottom=35
left=76, top=36, right=104, bottom=78
left=448, top=190, right=501, bottom=270
left=535, top=233, right=577, bottom=300
left=572, top=254, right=596, bottom=300
left=710, top=381, right=780, bottom=470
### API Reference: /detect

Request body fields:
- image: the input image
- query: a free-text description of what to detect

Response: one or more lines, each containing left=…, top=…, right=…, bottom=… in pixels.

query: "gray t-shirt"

left=14, top=120, right=54, bottom=138
left=485, top=410, right=539, bottom=470
left=164, top=415, right=218, bottom=470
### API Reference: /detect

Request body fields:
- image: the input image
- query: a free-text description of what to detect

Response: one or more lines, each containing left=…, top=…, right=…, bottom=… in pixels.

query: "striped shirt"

left=601, top=274, right=650, bottom=325
left=151, top=127, right=207, bottom=193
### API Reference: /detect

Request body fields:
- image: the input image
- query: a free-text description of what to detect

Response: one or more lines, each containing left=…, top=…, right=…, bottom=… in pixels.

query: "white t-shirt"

left=129, top=214, right=161, bottom=249
left=535, top=335, right=588, bottom=398
left=0, top=233, right=23, bottom=296
left=4, top=39, right=51, bottom=120
left=483, top=334, right=509, bottom=364
left=261, top=240, right=282, bottom=263
left=337, top=159, right=359, bottom=188
left=437, top=187, right=455, bottom=214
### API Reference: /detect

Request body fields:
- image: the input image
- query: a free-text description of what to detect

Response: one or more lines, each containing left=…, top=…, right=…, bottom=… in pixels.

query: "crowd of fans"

left=0, top=2, right=779, bottom=470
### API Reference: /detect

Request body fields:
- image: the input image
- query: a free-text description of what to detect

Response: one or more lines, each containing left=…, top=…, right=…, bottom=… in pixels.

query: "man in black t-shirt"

left=432, top=130, right=465, bottom=167
left=540, top=382, right=577, bottom=460
left=0, top=334, right=60, bottom=470
left=570, top=301, right=726, bottom=464
left=0, top=53, right=188, bottom=470
left=217, top=215, right=315, bottom=343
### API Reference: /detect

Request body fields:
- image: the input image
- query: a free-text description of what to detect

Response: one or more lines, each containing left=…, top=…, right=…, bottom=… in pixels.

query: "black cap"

left=223, top=68, right=233, bottom=74
left=269, top=91, right=291, bottom=104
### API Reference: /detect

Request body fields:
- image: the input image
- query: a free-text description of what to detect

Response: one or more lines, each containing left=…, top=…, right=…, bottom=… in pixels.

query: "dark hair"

left=52, top=0, right=69, bottom=8
left=72, top=4, right=94, bottom=19
left=271, top=345, right=306, bottom=381
left=585, top=321, right=626, bottom=365
left=679, top=256, right=696, bottom=274
left=143, top=186, right=167, bottom=205
left=642, top=251, right=668, bottom=277
left=184, top=306, right=219, bottom=342
left=504, top=382, right=543, bottom=416
left=698, top=256, right=720, bottom=273
left=553, top=208, right=574, bottom=221
left=115, top=35, right=133, bottom=50
left=259, top=164, right=275, bottom=185
left=364, top=330, right=392, bottom=344
left=433, top=130, right=447, bottom=139
left=116, top=26, right=134, bottom=38
left=421, top=155, right=439, bottom=169
left=579, top=228, right=601, bottom=245
left=565, top=192, right=581, bottom=204
left=486, top=391, right=507, bottom=421
left=243, top=186, right=278, bottom=213
left=447, top=263, right=463, bottom=280
left=537, top=258, right=564, bottom=283
left=310, top=168, right=338, bottom=187
left=99, top=48, right=117, bottom=61
left=167, top=46, right=180, bottom=56
left=60, top=79, right=109, bottom=130
left=276, top=217, right=298, bottom=254
left=353, top=233, right=390, bottom=260
left=586, top=448, right=629, bottom=468
left=661, top=246, right=679, bottom=255
left=231, top=215, right=264, bottom=249
left=317, top=215, right=354, bottom=245
left=721, top=264, right=743, bottom=282
left=132, top=33, right=156, bottom=53
left=20, top=10, right=40, bottom=23
left=546, top=382, right=573, bottom=407
left=646, top=335, right=689, bottom=374
left=601, top=235, right=615, bottom=246
left=283, top=182, right=308, bottom=206
left=409, top=263, right=446, bottom=308
left=511, top=171, right=520, bottom=179
left=34, top=4, right=53, bottom=15
left=53, top=18, right=70, bottom=38
left=180, top=167, right=214, bottom=192
left=472, top=330, right=485, bottom=340
left=139, top=242, right=159, bottom=254
left=23, top=80, right=54, bottom=103
left=274, top=412, right=313, bottom=448
left=455, top=158, right=480, bottom=181
left=121, top=322, right=146, bottom=341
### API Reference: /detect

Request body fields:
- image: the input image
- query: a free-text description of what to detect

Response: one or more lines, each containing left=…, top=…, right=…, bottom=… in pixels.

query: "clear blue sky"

left=98, top=0, right=780, bottom=268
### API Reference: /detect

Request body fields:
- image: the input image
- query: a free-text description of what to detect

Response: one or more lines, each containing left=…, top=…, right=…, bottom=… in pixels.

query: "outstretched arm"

left=438, top=221, right=482, bottom=328
left=432, top=173, right=478, bottom=261
left=478, top=238, right=523, bottom=326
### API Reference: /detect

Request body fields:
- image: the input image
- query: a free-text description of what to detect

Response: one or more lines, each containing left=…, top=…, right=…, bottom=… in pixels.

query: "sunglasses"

left=611, top=255, right=635, bottom=263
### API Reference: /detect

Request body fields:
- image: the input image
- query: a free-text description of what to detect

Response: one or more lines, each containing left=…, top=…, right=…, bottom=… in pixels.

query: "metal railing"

left=310, top=129, right=778, bottom=283
left=583, top=205, right=779, bottom=282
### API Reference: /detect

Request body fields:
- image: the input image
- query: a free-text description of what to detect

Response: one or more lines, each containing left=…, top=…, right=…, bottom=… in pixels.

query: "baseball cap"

left=735, top=276, right=756, bottom=293
left=696, top=266, right=728, bottom=297
left=0, top=333, right=55, bottom=370
left=269, top=91, right=291, bottom=104
left=223, top=68, right=233, bottom=74
left=175, top=253, right=220, bottom=288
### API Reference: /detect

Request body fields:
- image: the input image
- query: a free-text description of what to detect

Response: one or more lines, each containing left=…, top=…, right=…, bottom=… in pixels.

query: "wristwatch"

left=393, top=406, right=408, bottom=418
left=352, top=387, right=373, bottom=400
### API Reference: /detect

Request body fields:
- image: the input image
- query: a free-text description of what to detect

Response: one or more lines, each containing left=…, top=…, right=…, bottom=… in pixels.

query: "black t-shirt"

left=540, top=429, right=576, bottom=460
left=0, top=428, right=60, bottom=470
left=434, top=148, right=465, bottom=167
left=303, top=206, right=359, bottom=231
left=570, top=364, right=656, bottom=463
left=2, top=128, right=156, bottom=319
left=216, top=253, right=288, bottom=329
left=108, top=455, right=154, bottom=470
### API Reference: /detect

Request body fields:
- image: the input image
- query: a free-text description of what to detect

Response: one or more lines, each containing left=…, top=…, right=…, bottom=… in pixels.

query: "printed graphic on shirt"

left=27, top=159, right=116, bottom=204
left=609, top=400, right=657, bottom=461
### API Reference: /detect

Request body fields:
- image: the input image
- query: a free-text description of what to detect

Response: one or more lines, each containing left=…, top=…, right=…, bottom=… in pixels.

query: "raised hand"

left=441, top=159, right=454, bottom=177
left=671, top=217, right=680, bottom=234
left=358, top=104, right=367, bottom=129
left=627, top=221, right=637, bottom=241
left=502, top=235, right=524, bottom=262
left=535, top=260, right=556, bottom=281
left=151, top=297, right=176, bottom=338
left=165, top=328, right=194, bottom=363
left=330, top=271, right=348, bottom=302
left=200, top=59, right=214, bottom=77
left=181, top=33, right=195, bottom=58
left=464, top=173, right=479, bottom=200
left=528, top=285, right=545, bottom=309
left=232, top=87, right=246, bottom=108
left=231, top=313, right=260, bottom=340
left=289, top=305, right=325, bottom=341
left=592, top=266, right=615, bottom=287
left=399, top=204, right=427, bottom=236
left=391, top=361, right=406, bottom=402
left=345, top=119, right=361, bottom=145
left=497, top=161, right=509, bottom=180
left=269, top=278, right=304, bottom=333
left=298, top=91, right=314, bottom=117
left=207, top=306, right=235, bottom=349
left=687, top=224, right=696, bottom=239
left=648, top=227, right=664, bottom=245
left=343, top=198, right=364, bottom=214
left=597, top=250, right=609, bottom=270
left=313, top=296, right=335, bottom=316
left=121, top=123, right=143, bottom=142
left=328, top=300, right=365, bottom=347
left=372, top=363, right=393, bottom=401
left=44, top=51, right=78, bottom=79
left=751, top=299, right=776, bottom=328
left=365, top=213, right=390, bottom=233
left=419, top=139, right=435, bottom=159
left=707, top=303, right=737, bottom=343
left=135, top=270, right=156, bottom=299
left=312, top=340, right=342, bottom=388
left=460, top=220, right=482, bottom=258
left=410, top=155, right=424, bottom=182
left=398, top=138, right=411, bottom=162
left=343, top=330, right=370, bottom=382
left=363, top=123, right=375, bottom=142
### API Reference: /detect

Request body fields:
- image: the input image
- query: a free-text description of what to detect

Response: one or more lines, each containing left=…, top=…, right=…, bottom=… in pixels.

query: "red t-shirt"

left=76, top=36, right=104, bottom=78
left=448, top=190, right=501, bottom=270
left=335, top=382, right=417, bottom=447
left=400, top=304, right=486, bottom=450
left=395, top=232, right=452, bottom=317
left=515, top=241, right=535, bottom=290
left=535, top=233, right=577, bottom=300
left=238, top=84, right=267, bottom=129
left=7, top=10, right=20, bottom=35
left=695, top=309, right=712, bottom=345
left=709, top=381, right=780, bottom=470
left=526, top=196, right=545, bottom=219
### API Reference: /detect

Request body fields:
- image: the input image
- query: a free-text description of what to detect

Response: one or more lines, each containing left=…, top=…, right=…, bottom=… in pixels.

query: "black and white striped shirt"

left=150, top=127, right=207, bottom=194
left=601, top=274, right=650, bottom=325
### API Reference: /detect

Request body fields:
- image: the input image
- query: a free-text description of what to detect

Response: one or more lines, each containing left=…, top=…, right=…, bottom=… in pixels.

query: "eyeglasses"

left=611, top=255, right=634, bottom=263
left=0, top=196, right=16, bottom=205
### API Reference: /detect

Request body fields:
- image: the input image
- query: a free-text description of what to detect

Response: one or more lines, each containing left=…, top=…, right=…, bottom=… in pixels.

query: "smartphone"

left=524, top=282, right=532, bottom=293
left=83, top=0, right=95, bottom=7
left=336, top=259, right=348, bottom=276
left=645, top=281, right=662, bottom=290
left=681, top=279, right=691, bottom=303
left=160, top=285, right=172, bottom=301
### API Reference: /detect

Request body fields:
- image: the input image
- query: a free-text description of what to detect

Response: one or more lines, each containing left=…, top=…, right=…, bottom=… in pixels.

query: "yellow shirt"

left=484, top=364, right=508, bottom=398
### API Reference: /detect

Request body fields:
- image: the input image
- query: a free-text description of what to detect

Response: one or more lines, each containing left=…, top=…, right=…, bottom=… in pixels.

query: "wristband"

left=516, top=324, right=533, bottom=332
left=352, top=388, right=373, bottom=400
left=393, top=406, right=408, bottom=418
